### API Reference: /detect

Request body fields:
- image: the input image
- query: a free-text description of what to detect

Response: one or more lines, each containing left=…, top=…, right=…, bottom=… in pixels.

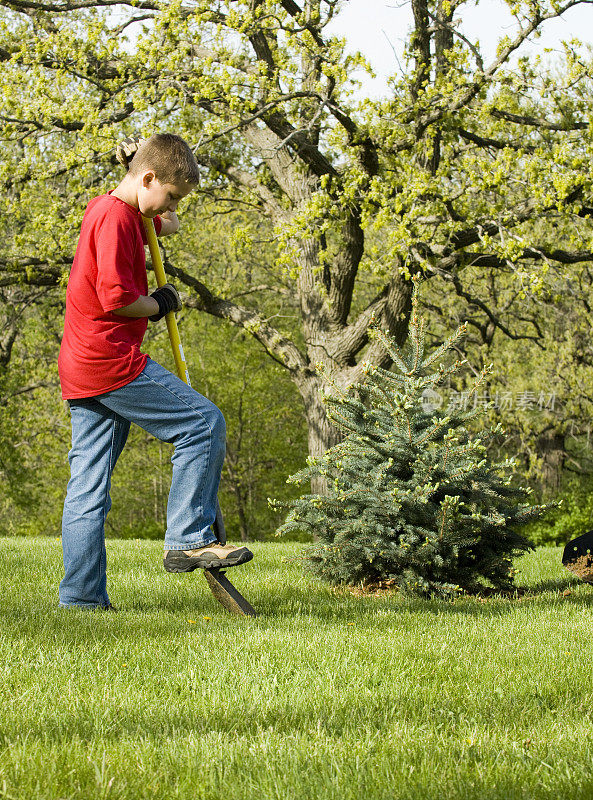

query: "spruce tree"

left=276, top=279, right=546, bottom=597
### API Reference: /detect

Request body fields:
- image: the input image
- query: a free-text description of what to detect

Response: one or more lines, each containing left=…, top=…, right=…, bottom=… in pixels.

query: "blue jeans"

left=59, top=358, right=224, bottom=608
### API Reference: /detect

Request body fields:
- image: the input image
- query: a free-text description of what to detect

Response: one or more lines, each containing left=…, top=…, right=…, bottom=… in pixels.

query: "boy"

left=58, top=133, right=252, bottom=610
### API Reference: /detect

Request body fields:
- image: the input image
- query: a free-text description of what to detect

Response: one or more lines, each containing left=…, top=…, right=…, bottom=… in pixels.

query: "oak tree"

left=1, top=0, right=592, bottom=479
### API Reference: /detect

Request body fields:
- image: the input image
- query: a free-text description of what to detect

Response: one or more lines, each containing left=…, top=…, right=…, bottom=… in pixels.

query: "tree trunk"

left=231, top=481, right=251, bottom=542
left=223, top=452, right=251, bottom=541
left=537, top=430, right=565, bottom=497
left=295, top=373, right=341, bottom=495
left=292, top=270, right=414, bottom=482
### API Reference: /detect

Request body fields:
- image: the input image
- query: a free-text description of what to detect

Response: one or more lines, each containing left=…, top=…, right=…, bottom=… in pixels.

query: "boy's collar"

left=107, top=190, right=141, bottom=214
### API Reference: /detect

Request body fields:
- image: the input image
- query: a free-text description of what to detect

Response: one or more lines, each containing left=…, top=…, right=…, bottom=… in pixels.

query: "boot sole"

left=163, top=548, right=253, bottom=573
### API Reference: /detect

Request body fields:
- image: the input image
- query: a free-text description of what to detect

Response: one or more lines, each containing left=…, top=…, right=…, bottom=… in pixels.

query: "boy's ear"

left=141, top=170, right=157, bottom=188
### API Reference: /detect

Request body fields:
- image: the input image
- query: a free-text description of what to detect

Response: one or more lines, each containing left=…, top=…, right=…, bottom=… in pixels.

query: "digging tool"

left=562, top=530, right=593, bottom=583
left=142, top=216, right=256, bottom=617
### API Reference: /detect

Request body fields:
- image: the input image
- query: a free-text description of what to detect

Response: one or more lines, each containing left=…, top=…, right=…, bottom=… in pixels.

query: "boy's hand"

left=158, top=210, right=180, bottom=236
left=116, top=134, right=145, bottom=168
left=148, top=283, right=182, bottom=321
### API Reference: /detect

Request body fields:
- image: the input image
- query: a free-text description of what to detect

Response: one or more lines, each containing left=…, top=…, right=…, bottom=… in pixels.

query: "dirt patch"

left=333, top=579, right=399, bottom=598
left=472, top=585, right=529, bottom=599
left=564, top=554, right=593, bottom=583
left=333, top=581, right=531, bottom=600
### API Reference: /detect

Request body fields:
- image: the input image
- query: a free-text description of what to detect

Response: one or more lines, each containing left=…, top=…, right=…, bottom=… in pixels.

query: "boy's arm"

left=113, top=296, right=159, bottom=318
left=113, top=284, right=181, bottom=320
left=158, top=211, right=179, bottom=237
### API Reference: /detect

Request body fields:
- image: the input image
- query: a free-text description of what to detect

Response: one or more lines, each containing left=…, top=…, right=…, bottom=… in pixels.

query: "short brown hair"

left=129, top=133, right=200, bottom=185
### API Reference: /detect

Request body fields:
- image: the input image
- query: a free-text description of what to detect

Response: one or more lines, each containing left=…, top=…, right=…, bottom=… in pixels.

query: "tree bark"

left=537, top=430, right=566, bottom=497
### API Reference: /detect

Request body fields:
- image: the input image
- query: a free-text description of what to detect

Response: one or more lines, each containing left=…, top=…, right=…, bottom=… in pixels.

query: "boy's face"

left=138, top=172, right=195, bottom=218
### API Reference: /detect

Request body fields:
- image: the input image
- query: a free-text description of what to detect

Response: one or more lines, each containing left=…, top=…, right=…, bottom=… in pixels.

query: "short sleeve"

left=95, top=209, right=142, bottom=311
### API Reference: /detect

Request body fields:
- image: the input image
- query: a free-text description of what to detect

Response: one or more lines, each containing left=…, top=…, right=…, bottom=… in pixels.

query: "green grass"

left=1, top=538, right=593, bottom=799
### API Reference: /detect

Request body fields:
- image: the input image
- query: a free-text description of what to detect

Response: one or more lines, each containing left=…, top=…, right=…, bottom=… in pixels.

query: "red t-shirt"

left=58, top=194, right=161, bottom=399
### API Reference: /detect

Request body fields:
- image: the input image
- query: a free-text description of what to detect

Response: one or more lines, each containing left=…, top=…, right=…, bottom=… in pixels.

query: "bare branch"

left=443, top=187, right=583, bottom=254
left=490, top=106, right=589, bottom=132
left=195, top=153, right=285, bottom=220
left=1, top=0, right=160, bottom=12
left=427, top=264, right=544, bottom=343
left=394, top=0, right=593, bottom=151
left=0, top=258, right=66, bottom=286
left=457, top=126, right=535, bottom=153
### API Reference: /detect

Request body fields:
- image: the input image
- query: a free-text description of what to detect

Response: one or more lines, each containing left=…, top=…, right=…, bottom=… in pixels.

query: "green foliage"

left=1, top=0, right=592, bottom=538
left=415, top=251, right=593, bottom=502
left=523, top=476, right=593, bottom=547
left=0, top=288, right=67, bottom=537
left=276, top=280, right=548, bottom=596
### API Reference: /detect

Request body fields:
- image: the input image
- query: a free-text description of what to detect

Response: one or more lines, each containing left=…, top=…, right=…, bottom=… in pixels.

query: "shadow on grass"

left=0, top=699, right=425, bottom=746
left=2, top=551, right=592, bottom=632
left=527, top=574, right=583, bottom=594
left=3, top=567, right=593, bottom=629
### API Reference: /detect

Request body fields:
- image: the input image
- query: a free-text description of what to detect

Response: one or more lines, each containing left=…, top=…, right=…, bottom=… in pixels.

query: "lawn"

left=0, top=537, right=592, bottom=800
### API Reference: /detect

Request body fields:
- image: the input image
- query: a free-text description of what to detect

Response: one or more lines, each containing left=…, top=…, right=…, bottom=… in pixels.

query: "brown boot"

left=163, top=542, right=253, bottom=572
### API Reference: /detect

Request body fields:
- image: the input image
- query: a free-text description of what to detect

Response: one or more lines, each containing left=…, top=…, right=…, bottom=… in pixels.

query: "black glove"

left=149, top=283, right=182, bottom=321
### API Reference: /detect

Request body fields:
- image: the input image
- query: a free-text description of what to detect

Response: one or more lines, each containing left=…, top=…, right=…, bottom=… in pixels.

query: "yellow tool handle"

left=142, top=216, right=192, bottom=387
left=142, top=211, right=227, bottom=547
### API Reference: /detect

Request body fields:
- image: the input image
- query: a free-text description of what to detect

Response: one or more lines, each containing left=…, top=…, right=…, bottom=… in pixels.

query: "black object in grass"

left=562, top=530, right=593, bottom=583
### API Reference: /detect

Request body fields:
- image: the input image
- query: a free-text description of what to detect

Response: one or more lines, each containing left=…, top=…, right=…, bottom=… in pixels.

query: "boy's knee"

left=185, top=401, right=225, bottom=447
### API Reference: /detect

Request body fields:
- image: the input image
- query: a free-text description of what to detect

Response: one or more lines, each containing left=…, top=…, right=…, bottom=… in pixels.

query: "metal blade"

left=203, top=569, right=257, bottom=617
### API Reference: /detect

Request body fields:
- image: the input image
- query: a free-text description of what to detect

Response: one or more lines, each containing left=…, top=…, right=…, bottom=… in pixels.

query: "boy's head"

left=128, top=133, right=200, bottom=185
left=127, top=133, right=200, bottom=218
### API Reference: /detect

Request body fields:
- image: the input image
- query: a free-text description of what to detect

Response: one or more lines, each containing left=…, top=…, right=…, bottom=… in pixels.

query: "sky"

left=326, top=0, right=593, bottom=97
